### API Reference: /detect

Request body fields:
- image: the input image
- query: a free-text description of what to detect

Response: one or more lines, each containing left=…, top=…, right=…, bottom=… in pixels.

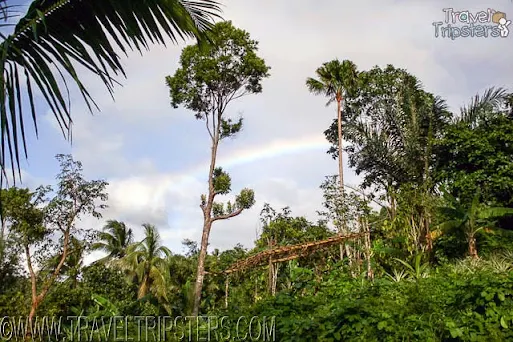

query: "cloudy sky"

left=12, top=0, right=513, bottom=260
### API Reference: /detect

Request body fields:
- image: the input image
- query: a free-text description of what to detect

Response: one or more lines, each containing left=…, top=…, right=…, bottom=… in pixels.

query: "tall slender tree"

left=166, top=21, right=269, bottom=316
left=306, top=60, right=359, bottom=200
left=306, top=60, right=358, bottom=263
left=11, top=154, right=108, bottom=335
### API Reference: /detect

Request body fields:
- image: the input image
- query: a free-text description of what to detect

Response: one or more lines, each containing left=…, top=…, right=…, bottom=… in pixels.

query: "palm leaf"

left=477, top=207, right=513, bottom=220
left=0, top=0, right=222, bottom=186
left=459, top=87, right=508, bottom=126
left=436, top=219, right=465, bottom=234
left=306, top=59, right=358, bottom=106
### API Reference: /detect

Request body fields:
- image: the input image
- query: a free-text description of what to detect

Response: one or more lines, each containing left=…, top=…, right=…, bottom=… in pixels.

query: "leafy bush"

left=227, top=262, right=513, bottom=341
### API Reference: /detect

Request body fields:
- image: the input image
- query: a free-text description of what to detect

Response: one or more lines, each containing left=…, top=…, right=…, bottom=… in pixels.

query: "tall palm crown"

left=0, top=0, right=221, bottom=184
left=92, top=220, right=134, bottom=263
left=306, top=59, right=358, bottom=106
left=120, top=224, right=171, bottom=301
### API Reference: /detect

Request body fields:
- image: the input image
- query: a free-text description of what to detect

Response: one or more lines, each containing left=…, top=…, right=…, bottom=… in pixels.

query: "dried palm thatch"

left=215, top=232, right=368, bottom=275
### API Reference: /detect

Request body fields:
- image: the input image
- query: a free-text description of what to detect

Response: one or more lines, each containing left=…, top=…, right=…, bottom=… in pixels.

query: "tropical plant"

left=393, top=254, right=429, bottom=281
left=459, top=87, right=510, bottom=127
left=92, top=220, right=133, bottom=264
left=435, top=88, right=513, bottom=208
left=385, top=268, right=408, bottom=282
left=437, top=190, right=513, bottom=258
left=0, top=0, right=222, bottom=184
left=119, top=224, right=171, bottom=308
left=323, top=65, right=450, bottom=254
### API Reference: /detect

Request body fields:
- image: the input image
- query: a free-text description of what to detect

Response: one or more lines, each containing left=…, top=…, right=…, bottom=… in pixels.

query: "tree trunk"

left=0, top=217, right=5, bottom=263
left=268, top=238, right=273, bottom=295
left=271, top=263, right=279, bottom=296
left=224, top=276, right=229, bottom=309
left=389, top=192, right=396, bottom=220
left=363, top=217, right=374, bottom=280
left=192, top=219, right=212, bottom=316
left=26, top=299, right=40, bottom=341
left=337, top=96, right=344, bottom=198
left=336, top=95, right=350, bottom=269
left=468, top=233, right=478, bottom=259
left=192, top=128, right=220, bottom=317
left=26, top=229, right=70, bottom=340
left=138, top=274, right=149, bottom=299
left=423, top=213, right=433, bottom=254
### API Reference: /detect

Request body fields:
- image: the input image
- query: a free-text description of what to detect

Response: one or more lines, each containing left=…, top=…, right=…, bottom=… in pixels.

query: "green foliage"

left=2, top=23, right=513, bottom=341
left=0, top=0, right=221, bottom=183
left=221, top=117, right=243, bottom=138
left=82, top=263, right=136, bottom=314
left=393, top=253, right=430, bottom=281
left=319, top=175, right=371, bottom=231
left=436, top=109, right=513, bottom=207
left=92, top=220, right=134, bottom=263
left=47, top=154, right=108, bottom=221
left=212, top=167, right=231, bottom=195
left=117, top=223, right=171, bottom=307
left=437, top=189, right=513, bottom=257
left=166, top=20, right=270, bottom=130
left=306, top=59, right=359, bottom=106
left=257, top=203, right=333, bottom=248
left=236, top=263, right=513, bottom=342
left=211, top=188, right=255, bottom=219
left=1, top=186, right=47, bottom=245
left=325, top=64, right=450, bottom=191
left=235, top=188, right=255, bottom=210
left=166, top=21, right=269, bottom=316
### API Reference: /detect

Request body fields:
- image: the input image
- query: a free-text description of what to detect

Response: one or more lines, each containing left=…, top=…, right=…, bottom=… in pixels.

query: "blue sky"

left=7, top=0, right=513, bottom=261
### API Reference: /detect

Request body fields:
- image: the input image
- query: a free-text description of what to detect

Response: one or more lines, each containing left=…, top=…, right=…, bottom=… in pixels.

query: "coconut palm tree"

left=119, top=223, right=171, bottom=303
left=92, top=220, right=133, bottom=264
left=0, top=0, right=222, bottom=185
left=306, top=59, right=359, bottom=197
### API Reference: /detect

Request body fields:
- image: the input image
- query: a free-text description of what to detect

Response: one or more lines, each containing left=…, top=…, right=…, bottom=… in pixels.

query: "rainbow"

left=217, top=134, right=331, bottom=169
left=165, top=134, right=331, bottom=188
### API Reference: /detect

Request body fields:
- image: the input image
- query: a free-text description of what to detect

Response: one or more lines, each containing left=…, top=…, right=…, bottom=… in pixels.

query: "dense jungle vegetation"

left=1, top=1, right=513, bottom=341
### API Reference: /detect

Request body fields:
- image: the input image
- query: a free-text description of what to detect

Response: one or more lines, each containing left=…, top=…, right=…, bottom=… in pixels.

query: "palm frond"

left=306, top=59, right=359, bottom=107
left=459, top=87, right=508, bottom=126
left=0, top=1, right=21, bottom=28
left=437, top=219, right=465, bottom=233
left=0, top=0, right=222, bottom=185
left=305, top=78, right=326, bottom=96
left=477, top=207, right=513, bottom=220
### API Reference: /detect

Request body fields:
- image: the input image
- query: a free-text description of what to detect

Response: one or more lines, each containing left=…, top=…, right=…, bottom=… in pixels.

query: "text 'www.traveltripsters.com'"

left=0, top=316, right=276, bottom=342
left=433, top=8, right=511, bottom=39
